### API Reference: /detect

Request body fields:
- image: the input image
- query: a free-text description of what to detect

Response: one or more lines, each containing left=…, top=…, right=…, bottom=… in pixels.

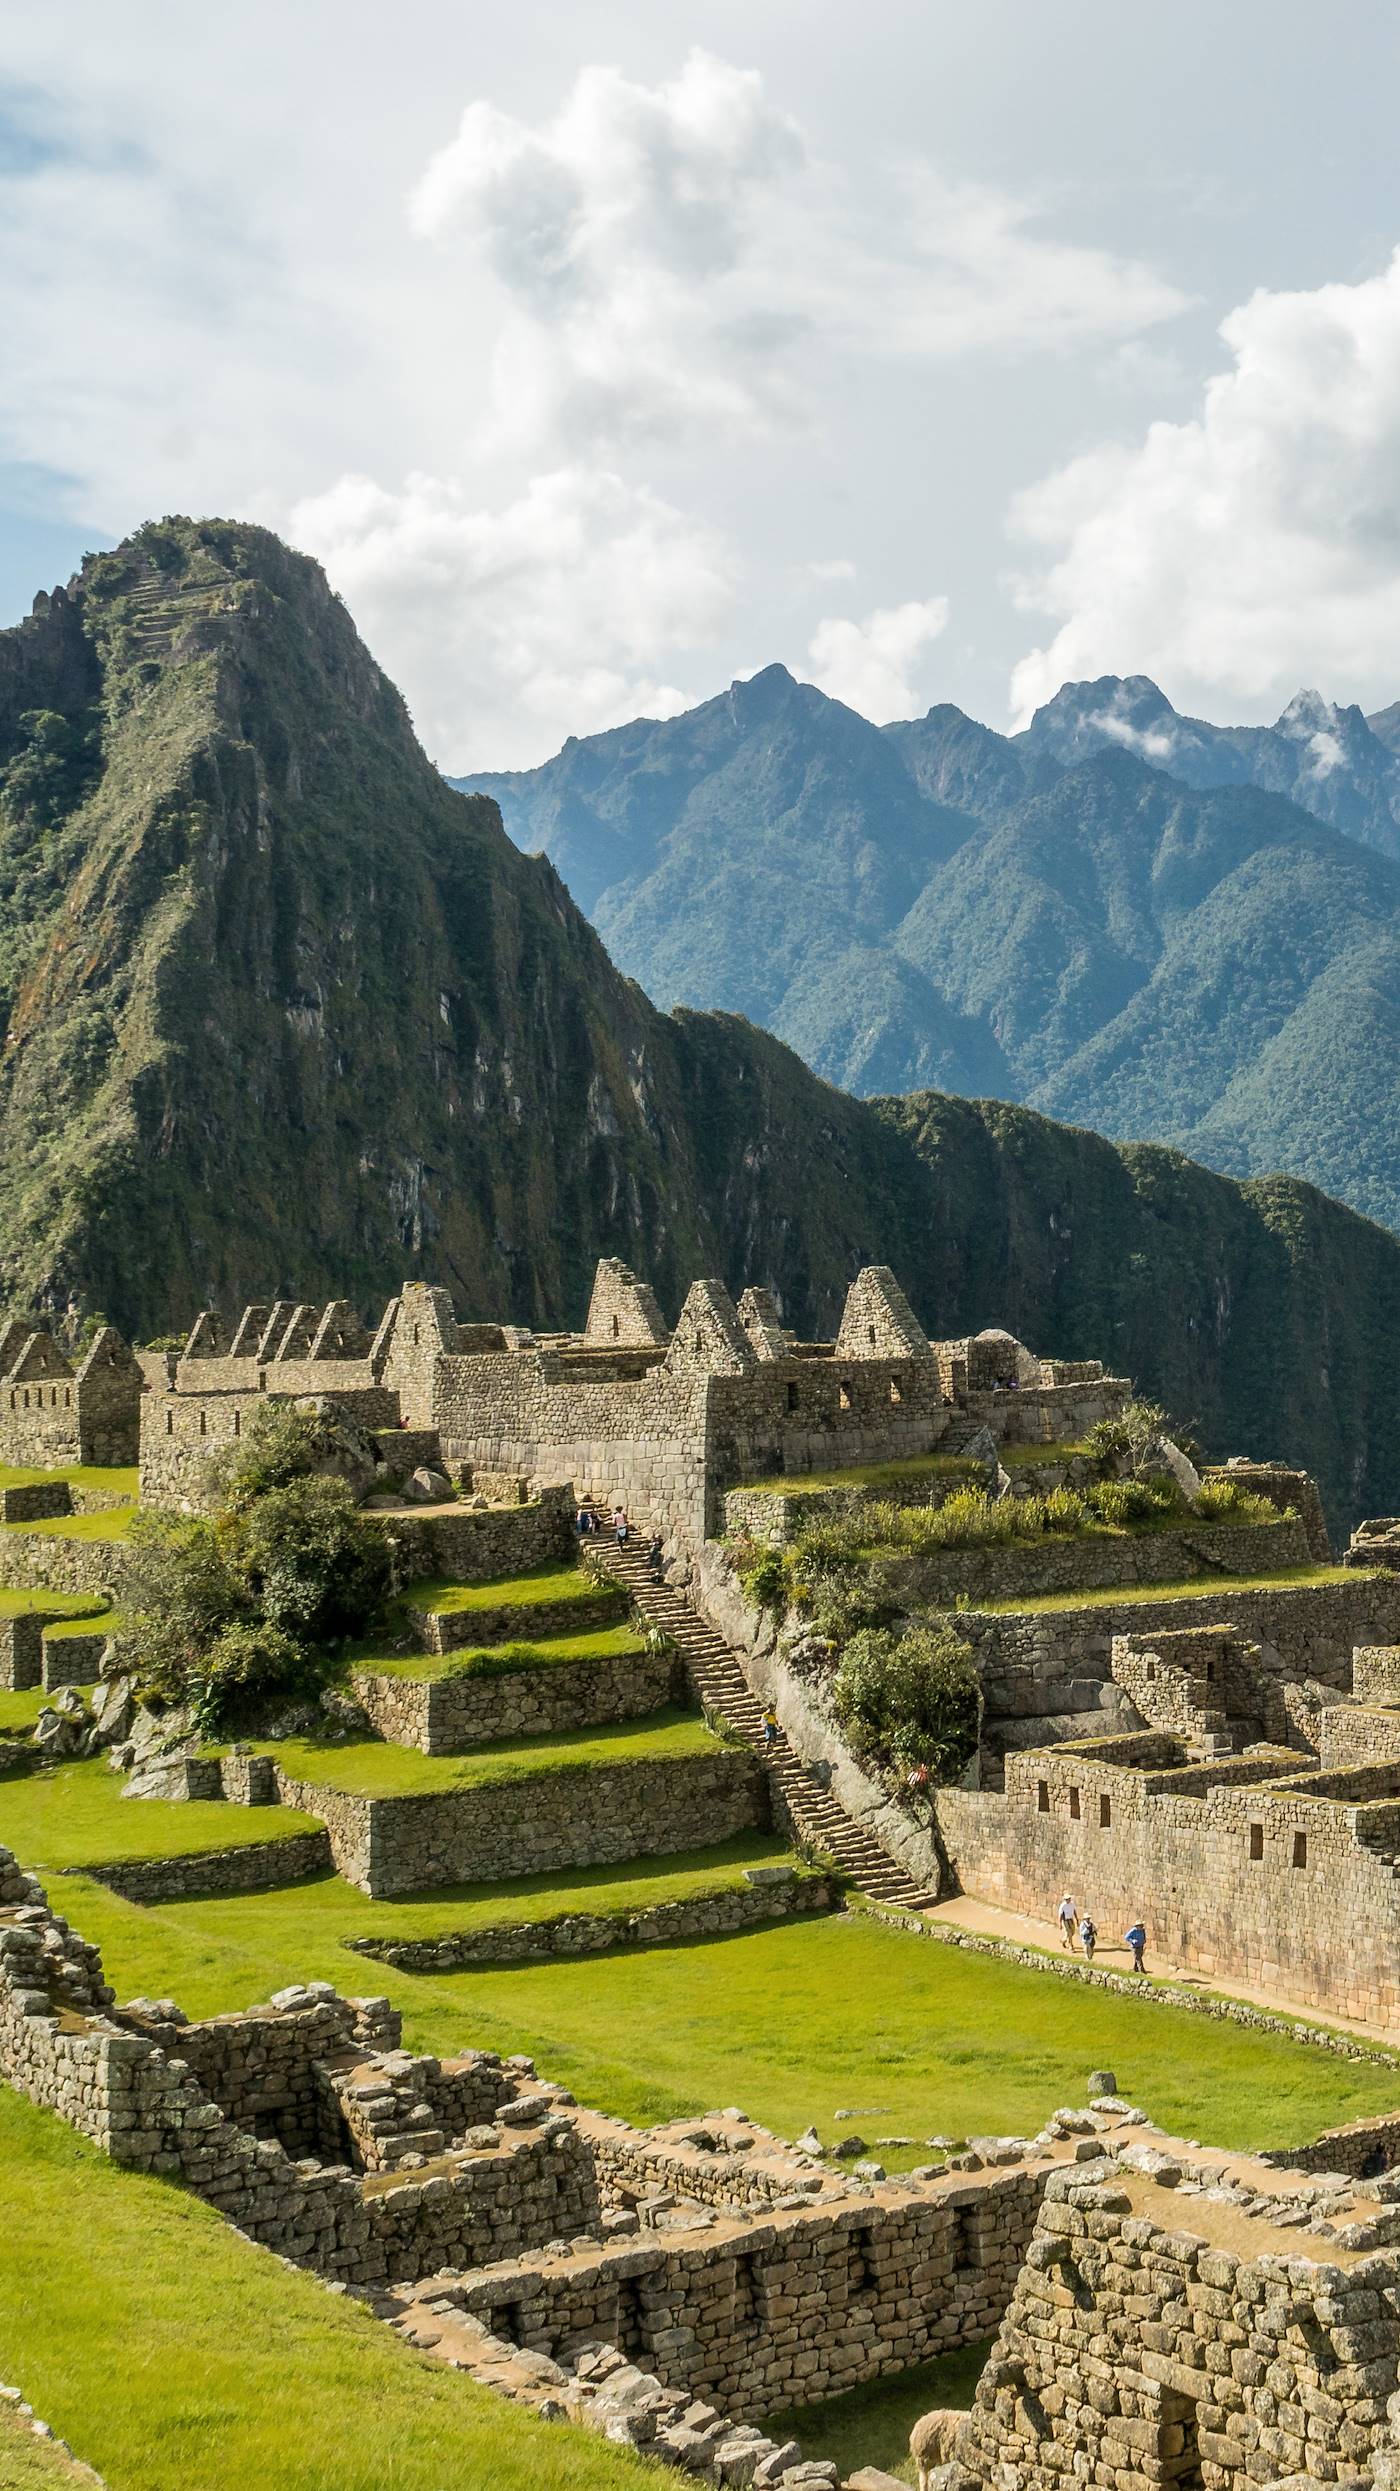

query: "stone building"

left=0, top=1322, right=140, bottom=1468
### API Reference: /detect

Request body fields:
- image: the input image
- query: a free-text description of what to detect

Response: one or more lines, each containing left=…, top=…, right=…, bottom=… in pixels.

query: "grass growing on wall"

left=0, top=2086, right=657, bottom=2491
left=975, top=1562, right=1377, bottom=1616
left=358, top=1623, right=651, bottom=1681
left=270, top=1708, right=719, bottom=1796
left=0, top=1758, right=322, bottom=1868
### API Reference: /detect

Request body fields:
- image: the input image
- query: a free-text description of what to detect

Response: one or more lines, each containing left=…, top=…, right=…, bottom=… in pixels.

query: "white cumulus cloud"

left=806, top=597, right=951, bottom=721
left=1009, top=247, right=1400, bottom=723
left=289, top=466, right=734, bottom=765
left=409, top=50, right=1185, bottom=461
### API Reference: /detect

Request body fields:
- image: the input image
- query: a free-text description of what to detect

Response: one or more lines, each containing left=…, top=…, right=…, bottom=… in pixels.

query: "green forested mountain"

left=6, top=521, right=1400, bottom=1525
left=460, top=670, right=1400, bottom=1233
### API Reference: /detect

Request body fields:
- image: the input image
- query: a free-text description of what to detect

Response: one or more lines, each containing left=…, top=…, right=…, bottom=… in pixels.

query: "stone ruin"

left=10, top=1843, right=1400, bottom=2488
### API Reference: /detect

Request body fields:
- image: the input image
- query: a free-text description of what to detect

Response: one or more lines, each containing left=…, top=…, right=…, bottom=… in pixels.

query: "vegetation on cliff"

left=4, top=521, right=1400, bottom=1525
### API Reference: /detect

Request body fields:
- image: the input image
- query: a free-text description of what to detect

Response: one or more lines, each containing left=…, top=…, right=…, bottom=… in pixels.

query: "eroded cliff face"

left=1, top=516, right=1399, bottom=1527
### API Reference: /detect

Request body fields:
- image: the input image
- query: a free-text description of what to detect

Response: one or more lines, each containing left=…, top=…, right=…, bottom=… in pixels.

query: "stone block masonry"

left=376, top=1486, right=574, bottom=1586
left=76, top=1830, right=334, bottom=1904
left=264, top=1747, right=770, bottom=1897
left=416, top=1582, right=624, bottom=1653
left=893, top=1515, right=1311, bottom=1612
left=353, top=1645, right=684, bottom=1753
left=344, top=1871, right=838, bottom=1970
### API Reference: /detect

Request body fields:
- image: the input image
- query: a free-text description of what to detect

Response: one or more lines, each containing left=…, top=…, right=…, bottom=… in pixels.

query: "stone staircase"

left=588, top=1542, right=939, bottom=1911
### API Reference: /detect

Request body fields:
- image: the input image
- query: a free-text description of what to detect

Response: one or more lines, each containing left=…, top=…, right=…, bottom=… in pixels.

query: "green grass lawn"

left=0, top=1463, right=138, bottom=1500
left=43, top=1611, right=119, bottom=1642
left=764, top=2339, right=989, bottom=2484
left=405, top=1563, right=607, bottom=1616
left=5, top=1508, right=136, bottom=1544
left=270, top=1708, right=719, bottom=1796
left=0, top=1758, right=323, bottom=1869
left=22, top=1829, right=1400, bottom=2163
left=0, top=2086, right=653, bottom=2491
left=975, top=1562, right=1375, bottom=1615
left=358, top=1622, right=650, bottom=1681
left=0, top=1588, right=107, bottom=1620
left=0, top=2399, right=98, bottom=2487
left=732, top=1453, right=981, bottom=1498
left=0, top=1684, right=93, bottom=1733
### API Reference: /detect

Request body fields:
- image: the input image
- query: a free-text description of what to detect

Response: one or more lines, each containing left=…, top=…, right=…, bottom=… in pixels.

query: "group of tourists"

left=574, top=1498, right=665, bottom=1579
left=1056, top=1891, right=1148, bottom=1976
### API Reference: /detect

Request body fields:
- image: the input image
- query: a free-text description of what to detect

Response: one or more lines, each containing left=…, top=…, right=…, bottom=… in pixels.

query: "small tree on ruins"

left=830, top=1620, right=981, bottom=1782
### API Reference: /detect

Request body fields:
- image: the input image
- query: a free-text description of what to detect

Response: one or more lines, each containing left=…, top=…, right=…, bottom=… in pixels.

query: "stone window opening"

left=233, top=1410, right=242, bottom=1438
left=614, top=2276, right=648, bottom=2360
left=867, top=1323, right=877, bottom=1346
left=838, top=1381, right=852, bottom=1410
left=1037, top=1779, right=1050, bottom=1813
left=1250, top=1823, right=1264, bottom=1861
left=1157, top=2390, right=1204, bottom=2489
left=1099, top=1793, right=1112, bottom=1829
left=1068, top=1785, right=1081, bottom=1822
left=493, top=2299, right=524, bottom=2348
left=786, top=1381, right=799, bottom=1412
left=64, top=1388, right=71, bottom=1408
left=165, top=1410, right=174, bottom=1436
left=889, top=1376, right=903, bottom=1405
left=611, top=1315, right=620, bottom=1339
left=1293, top=1830, right=1308, bottom=1869
left=950, top=2207, right=979, bottom=2275
left=21, top=1390, right=28, bottom=1410
left=847, top=2225, right=879, bottom=2297
left=199, top=1409, right=207, bottom=1437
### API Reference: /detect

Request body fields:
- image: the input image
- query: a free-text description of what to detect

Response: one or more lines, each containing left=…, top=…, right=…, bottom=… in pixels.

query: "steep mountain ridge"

left=458, top=670, right=1400, bottom=1230
left=8, top=519, right=1400, bottom=1525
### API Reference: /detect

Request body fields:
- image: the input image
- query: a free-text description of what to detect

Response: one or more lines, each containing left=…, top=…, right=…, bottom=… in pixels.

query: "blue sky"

left=6, top=1, right=1400, bottom=763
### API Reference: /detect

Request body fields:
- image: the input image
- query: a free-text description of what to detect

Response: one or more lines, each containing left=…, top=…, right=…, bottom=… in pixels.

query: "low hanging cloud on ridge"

left=1009, top=247, right=1400, bottom=724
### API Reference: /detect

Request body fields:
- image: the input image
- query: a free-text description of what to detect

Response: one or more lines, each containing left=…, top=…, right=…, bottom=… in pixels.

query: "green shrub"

left=209, top=1402, right=340, bottom=1510
left=1193, top=1479, right=1284, bottom=1525
left=1090, top=1475, right=1178, bottom=1527
left=113, top=1473, right=391, bottom=1735
left=830, top=1622, right=981, bottom=1780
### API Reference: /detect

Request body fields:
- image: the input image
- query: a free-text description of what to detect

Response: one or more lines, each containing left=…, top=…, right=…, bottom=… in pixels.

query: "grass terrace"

left=0, top=1684, right=93, bottom=1735
left=268, top=1708, right=719, bottom=1796
left=733, top=1452, right=982, bottom=1498
left=0, top=1588, right=108, bottom=1620
left=3, top=1507, right=137, bottom=1544
left=356, top=1622, right=651, bottom=1681
left=0, top=1463, right=139, bottom=1500
left=0, top=1757, right=322, bottom=1872
left=42, top=1612, right=120, bottom=1643
left=18, top=1848, right=1400, bottom=2161
left=404, top=1563, right=610, bottom=1618
left=974, top=1561, right=1374, bottom=1615
left=0, top=2085, right=653, bottom=2491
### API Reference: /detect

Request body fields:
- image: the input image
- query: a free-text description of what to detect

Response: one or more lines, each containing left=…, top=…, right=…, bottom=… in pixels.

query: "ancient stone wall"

left=78, top=1830, right=333, bottom=1904
left=352, top=1647, right=683, bottom=1753
left=376, top=1488, right=573, bottom=1587
left=938, top=1733, right=1400, bottom=2028
left=0, top=1327, right=140, bottom=1470
left=265, top=1748, right=770, bottom=1897
left=890, top=1516, right=1311, bottom=1613
left=434, top=2166, right=1047, bottom=2418
left=343, top=1872, right=837, bottom=1971
left=958, top=2151, right=1400, bottom=2489
left=139, top=1386, right=395, bottom=1508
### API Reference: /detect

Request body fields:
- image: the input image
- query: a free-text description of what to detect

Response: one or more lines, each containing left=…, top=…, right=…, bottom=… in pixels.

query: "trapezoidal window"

left=1036, top=1779, right=1050, bottom=1814
left=1293, top=1830, right=1308, bottom=1869
left=867, top=1323, right=877, bottom=1346
left=786, top=1381, right=799, bottom=1412
left=1249, top=1823, right=1264, bottom=1861
left=64, top=1389, right=71, bottom=1408
left=1068, top=1786, right=1081, bottom=1822
left=889, top=1376, right=903, bottom=1405
left=611, top=1315, right=620, bottom=1339
left=199, top=1409, right=207, bottom=1437
left=838, top=1381, right=852, bottom=1410
left=233, top=1410, right=242, bottom=1438
left=1099, top=1793, right=1112, bottom=1829
left=165, top=1410, right=174, bottom=1436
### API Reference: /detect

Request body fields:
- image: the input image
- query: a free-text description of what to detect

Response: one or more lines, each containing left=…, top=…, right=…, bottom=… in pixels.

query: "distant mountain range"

left=456, top=670, right=1400, bottom=1232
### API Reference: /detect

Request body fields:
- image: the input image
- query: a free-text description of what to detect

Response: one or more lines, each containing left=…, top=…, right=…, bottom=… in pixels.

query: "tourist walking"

left=646, top=1531, right=664, bottom=1580
left=613, top=1505, right=629, bottom=1548
left=1079, top=1912, right=1097, bottom=1964
left=575, top=1499, right=596, bottom=1537
left=762, top=1705, right=780, bottom=1750
left=1057, top=1892, right=1078, bottom=1951
left=1124, top=1919, right=1148, bottom=1977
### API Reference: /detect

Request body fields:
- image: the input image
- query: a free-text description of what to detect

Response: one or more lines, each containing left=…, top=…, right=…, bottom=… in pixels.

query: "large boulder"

left=910, top=2410, right=969, bottom=2489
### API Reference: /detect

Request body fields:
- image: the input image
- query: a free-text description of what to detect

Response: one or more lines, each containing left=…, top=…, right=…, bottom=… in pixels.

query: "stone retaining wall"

left=377, top=1488, right=574, bottom=1587
left=433, top=2165, right=1047, bottom=2418
left=892, top=1516, right=1311, bottom=1613
left=353, top=1646, right=683, bottom=1753
left=416, top=1583, right=626, bottom=1653
left=76, top=1830, right=332, bottom=1903
left=269, top=1748, right=770, bottom=1897
left=344, top=1873, right=837, bottom=1970
left=0, top=1533, right=127, bottom=1598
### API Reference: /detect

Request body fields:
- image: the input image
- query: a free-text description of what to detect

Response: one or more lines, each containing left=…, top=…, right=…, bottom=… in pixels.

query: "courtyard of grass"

left=406, top=1562, right=616, bottom=1617
left=10, top=1801, right=1396, bottom=2163
left=0, top=1463, right=138, bottom=1500
left=0, top=2085, right=655, bottom=2491
left=269, top=1707, right=719, bottom=1795
left=357, top=1620, right=651, bottom=1679
left=0, top=1757, right=322, bottom=1869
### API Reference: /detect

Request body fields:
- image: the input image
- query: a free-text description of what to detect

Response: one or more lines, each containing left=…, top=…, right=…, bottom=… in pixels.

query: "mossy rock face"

left=6, top=518, right=1400, bottom=1530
